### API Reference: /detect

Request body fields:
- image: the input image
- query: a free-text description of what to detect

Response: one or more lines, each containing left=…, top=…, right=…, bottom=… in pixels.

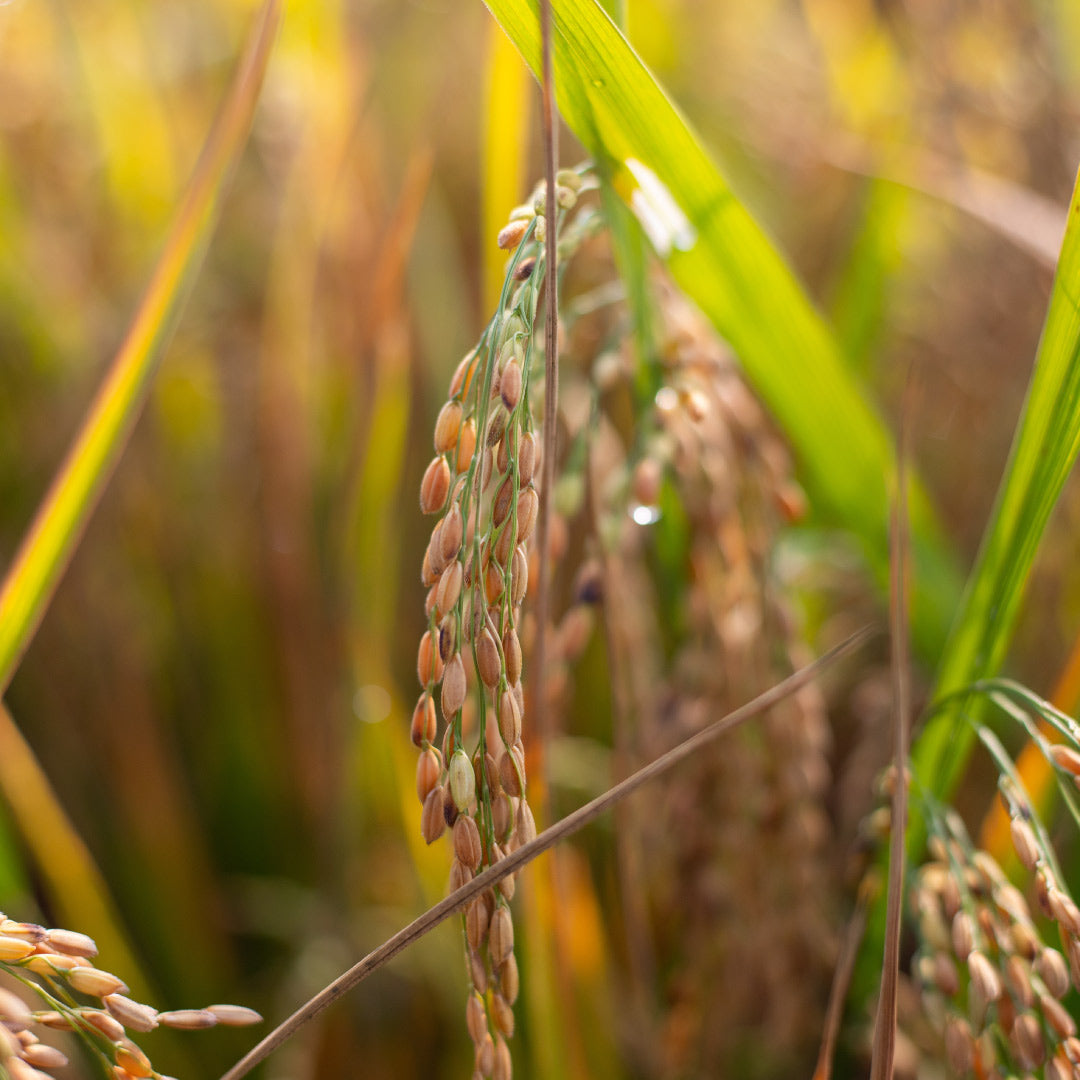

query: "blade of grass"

left=913, top=166, right=1080, bottom=815
left=483, top=20, right=533, bottom=310
left=856, top=164, right=1080, bottom=1010
left=0, top=0, right=282, bottom=695
left=217, top=627, right=873, bottom=1080
left=481, top=0, right=962, bottom=661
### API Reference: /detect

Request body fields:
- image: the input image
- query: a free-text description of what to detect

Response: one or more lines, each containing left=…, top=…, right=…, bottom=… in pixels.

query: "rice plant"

left=2, top=1, right=1080, bottom=1078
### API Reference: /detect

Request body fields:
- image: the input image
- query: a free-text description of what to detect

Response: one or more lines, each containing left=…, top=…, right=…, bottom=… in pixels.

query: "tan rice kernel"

left=490, top=992, right=515, bottom=1037
left=104, top=994, right=159, bottom=1033
left=1049, top=744, right=1080, bottom=776
left=441, top=653, right=467, bottom=719
left=1036, top=947, right=1070, bottom=999
left=492, top=793, right=513, bottom=838
left=1048, top=888, right=1080, bottom=937
left=417, top=629, right=444, bottom=687
left=498, top=691, right=521, bottom=747
left=115, top=1039, right=154, bottom=1078
left=410, top=694, right=437, bottom=749
left=69, top=968, right=128, bottom=998
left=1005, top=955, right=1034, bottom=1007
left=416, top=747, right=443, bottom=804
left=449, top=353, right=478, bottom=399
left=476, top=629, right=501, bottom=689
left=500, top=361, right=522, bottom=411
left=0, top=922, right=44, bottom=946
left=158, top=1009, right=218, bottom=1030
left=502, top=629, right=522, bottom=686
left=436, top=561, right=464, bottom=618
left=951, top=912, right=974, bottom=960
left=0, top=1023, right=18, bottom=1057
left=421, top=785, right=447, bottom=844
left=420, top=456, right=451, bottom=515
left=499, top=953, right=519, bottom=1005
left=466, top=992, right=487, bottom=1044
left=6, top=1059, right=53, bottom=1080
left=492, top=476, right=514, bottom=529
left=81, top=1009, right=126, bottom=1040
left=1064, top=932, right=1080, bottom=989
left=967, top=951, right=1001, bottom=1002
left=1041, top=991, right=1076, bottom=1039
left=21, top=1044, right=68, bottom=1069
left=515, top=800, right=537, bottom=846
left=515, top=488, right=538, bottom=544
left=455, top=420, right=477, bottom=474
left=468, top=949, right=488, bottom=994
left=497, top=220, right=528, bottom=251
left=0, top=988, right=31, bottom=1028
left=929, top=952, right=957, bottom=996
left=492, top=1035, right=513, bottom=1080
left=476, top=1032, right=495, bottom=1075
left=34, top=1012, right=72, bottom=1031
left=1011, top=1011, right=1045, bottom=1069
left=453, top=815, right=483, bottom=870
left=485, top=562, right=506, bottom=605
left=1012, top=921, right=1039, bottom=960
left=434, top=401, right=463, bottom=454
left=944, top=1016, right=974, bottom=1074
left=510, top=547, right=528, bottom=605
left=0, top=936, right=34, bottom=962
left=499, top=746, right=525, bottom=799
left=1010, top=817, right=1041, bottom=871
left=493, top=519, right=515, bottom=567
left=1046, top=1052, right=1071, bottom=1080
left=465, top=898, right=490, bottom=951
left=517, top=432, right=537, bottom=487
left=489, top=907, right=514, bottom=967
left=450, top=858, right=473, bottom=894
left=205, top=1004, right=263, bottom=1026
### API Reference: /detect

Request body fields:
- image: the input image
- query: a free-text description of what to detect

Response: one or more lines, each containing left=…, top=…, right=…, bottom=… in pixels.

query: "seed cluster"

left=912, top=806, right=1080, bottom=1078
left=0, top=914, right=260, bottom=1079
left=413, top=172, right=583, bottom=1080
left=540, top=282, right=831, bottom=1072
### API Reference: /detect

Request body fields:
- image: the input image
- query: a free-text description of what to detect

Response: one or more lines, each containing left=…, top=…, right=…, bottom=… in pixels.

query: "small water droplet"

left=591, top=77, right=606, bottom=88
left=630, top=504, right=662, bottom=526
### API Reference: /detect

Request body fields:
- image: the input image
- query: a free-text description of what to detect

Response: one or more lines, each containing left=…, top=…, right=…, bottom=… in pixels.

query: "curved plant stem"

left=978, top=628, right=1080, bottom=858
left=217, top=627, right=873, bottom=1080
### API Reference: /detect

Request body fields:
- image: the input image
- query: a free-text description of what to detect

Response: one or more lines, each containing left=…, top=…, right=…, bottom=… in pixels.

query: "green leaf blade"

left=483, top=0, right=962, bottom=655
left=0, top=1, right=282, bottom=694
left=915, top=171, right=1080, bottom=803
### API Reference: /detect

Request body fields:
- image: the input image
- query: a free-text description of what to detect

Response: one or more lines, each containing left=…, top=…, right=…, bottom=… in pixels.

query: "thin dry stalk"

left=870, top=375, right=915, bottom=1080
left=533, top=0, right=560, bottom=760
left=813, top=891, right=871, bottom=1080
left=217, top=628, right=872, bottom=1080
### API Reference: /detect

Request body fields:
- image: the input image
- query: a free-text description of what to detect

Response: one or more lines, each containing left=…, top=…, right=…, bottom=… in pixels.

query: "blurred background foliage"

left=2, top=0, right=1080, bottom=1077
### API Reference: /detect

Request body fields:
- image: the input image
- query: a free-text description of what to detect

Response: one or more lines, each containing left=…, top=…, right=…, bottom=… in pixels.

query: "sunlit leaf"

left=482, top=0, right=962, bottom=657
left=0, top=0, right=282, bottom=694
left=914, top=168, right=1080, bottom=808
